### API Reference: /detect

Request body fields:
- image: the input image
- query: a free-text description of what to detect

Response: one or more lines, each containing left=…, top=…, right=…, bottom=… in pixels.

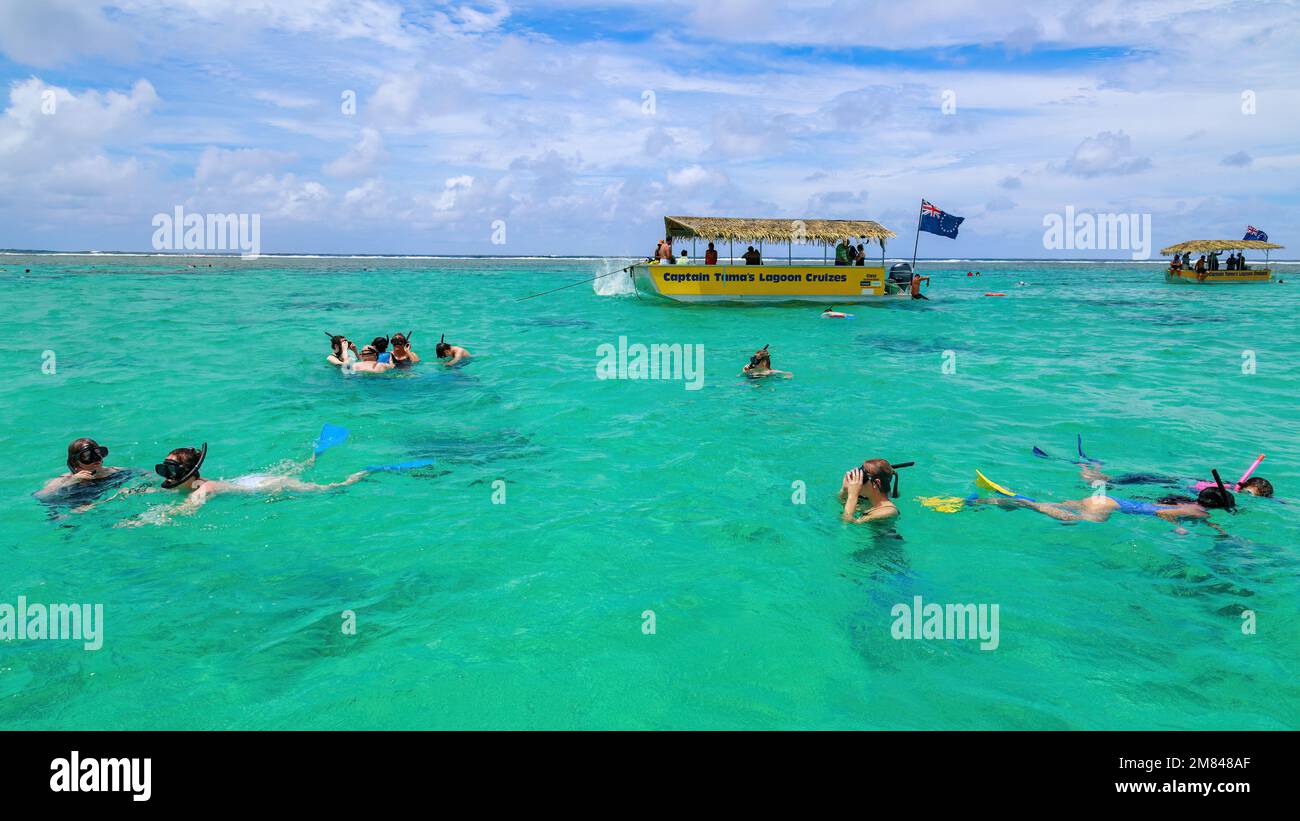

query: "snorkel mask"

left=156, top=443, right=208, bottom=489
left=853, top=460, right=915, bottom=499
left=1204, top=469, right=1238, bottom=512
left=748, top=344, right=770, bottom=368
left=391, top=330, right=413, bottom=349
left=68, top=441, right=109, bottom=471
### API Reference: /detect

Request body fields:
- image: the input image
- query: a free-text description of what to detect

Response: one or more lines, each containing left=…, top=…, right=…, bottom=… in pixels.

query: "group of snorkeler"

left=38, top=436, right=368, bottom=525
left=839, top=445, right=1275, bottom=534
left=326, top=331, right=471, bottom=372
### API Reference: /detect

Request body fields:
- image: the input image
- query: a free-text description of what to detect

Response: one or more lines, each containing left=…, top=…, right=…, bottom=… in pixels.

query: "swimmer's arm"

left=408, top=351, right=420, bottom=363
left=115, top=491, right=209, bottom=527
left=841, top=469, right=864, bottom=521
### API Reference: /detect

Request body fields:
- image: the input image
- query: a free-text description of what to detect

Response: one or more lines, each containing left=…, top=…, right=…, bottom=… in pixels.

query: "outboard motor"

left=888, top=262, right=914, bottom=285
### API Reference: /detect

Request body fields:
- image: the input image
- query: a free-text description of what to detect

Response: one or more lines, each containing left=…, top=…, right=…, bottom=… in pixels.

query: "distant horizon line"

left=3, top=250, right=1296, bottom=263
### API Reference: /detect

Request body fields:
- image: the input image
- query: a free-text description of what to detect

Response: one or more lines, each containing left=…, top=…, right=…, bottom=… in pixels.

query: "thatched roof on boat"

left=1159, top=239, right=1283, bottom=255
left=665, top=216, right=896, bottom=245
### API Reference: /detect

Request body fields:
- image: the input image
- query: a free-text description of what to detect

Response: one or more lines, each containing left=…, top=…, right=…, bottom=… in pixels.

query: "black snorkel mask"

left=68, top=443, right=109, bottom=471
left=852, top=460, right=915, bottom=499
left=748, top=344, right=770, bottom=368
left=1209, top=469, right=1238, bottom=512
left=156, top=443, right=208, bottom=489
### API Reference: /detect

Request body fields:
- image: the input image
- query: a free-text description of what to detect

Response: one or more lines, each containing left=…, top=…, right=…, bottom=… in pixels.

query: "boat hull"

left=1165, top=267, right=1271, bottom=284
left=631, top=263, right=911, bottom=303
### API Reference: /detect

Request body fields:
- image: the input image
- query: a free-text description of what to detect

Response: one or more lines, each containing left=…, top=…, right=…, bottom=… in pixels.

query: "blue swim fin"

left=315, top=423, right=350, bottom=456
left=1077, top=434, right=1101, bottom=465
left=365, top=458, right=435, bottom=472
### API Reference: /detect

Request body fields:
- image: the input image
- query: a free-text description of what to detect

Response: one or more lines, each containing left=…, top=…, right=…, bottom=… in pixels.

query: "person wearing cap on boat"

left=704, top=242, right=719, bottom=265
left=657, top=236, right=676, bottom=264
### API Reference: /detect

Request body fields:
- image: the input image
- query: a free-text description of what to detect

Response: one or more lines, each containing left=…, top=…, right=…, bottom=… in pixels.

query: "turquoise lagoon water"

left=1, top=254, right=1297, bottom=730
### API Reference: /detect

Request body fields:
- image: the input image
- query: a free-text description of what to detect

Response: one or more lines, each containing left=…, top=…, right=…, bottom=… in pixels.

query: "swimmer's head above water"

left=325, top=332, right=355, bottom=360
left=390, top=331, right=412, bottom=350
left=156, top=443, right=207, bottom=489
left=743, top=344, right=771, bottom=371
left=66, top=437, right=109, bottom=472
left=371, top=336, right=389, bottom=354
left=1239, top=476, right=1273, bottom=497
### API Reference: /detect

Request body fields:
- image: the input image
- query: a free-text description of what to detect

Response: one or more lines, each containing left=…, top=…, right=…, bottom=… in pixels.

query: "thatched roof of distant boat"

left=1160, top=239, right=1283, bottom=254
left=665, top=216, right=896, bottom=245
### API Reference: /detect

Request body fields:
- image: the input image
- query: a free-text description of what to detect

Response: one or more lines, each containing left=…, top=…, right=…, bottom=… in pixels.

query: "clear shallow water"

left=1, top=254, right=1297, bottom=730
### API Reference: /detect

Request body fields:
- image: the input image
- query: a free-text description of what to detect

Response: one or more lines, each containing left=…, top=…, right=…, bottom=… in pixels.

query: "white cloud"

left=1059, top=131, right=1153, bottom=178
left=324, top=128, right=385, bottom=177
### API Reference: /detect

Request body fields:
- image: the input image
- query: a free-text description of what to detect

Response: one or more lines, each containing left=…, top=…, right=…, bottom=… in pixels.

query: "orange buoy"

left=984, top=292, right=1006, bottom=297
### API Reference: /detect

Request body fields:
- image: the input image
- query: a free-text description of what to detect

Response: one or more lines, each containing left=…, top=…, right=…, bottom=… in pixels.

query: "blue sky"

left=0, top=0, right=1296, bottom=257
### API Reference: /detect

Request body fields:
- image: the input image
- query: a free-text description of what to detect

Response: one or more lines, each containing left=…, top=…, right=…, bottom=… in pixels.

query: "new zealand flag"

left=919, top=200, right=964, bottom=239
left=1243, top=225, right=1268, bottom=241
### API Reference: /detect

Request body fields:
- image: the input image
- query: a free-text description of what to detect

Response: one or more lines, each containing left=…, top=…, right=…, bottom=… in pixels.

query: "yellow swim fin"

left=975, top=469, right=1019, bottom=498
left=917, top=495, right=965, bottom=513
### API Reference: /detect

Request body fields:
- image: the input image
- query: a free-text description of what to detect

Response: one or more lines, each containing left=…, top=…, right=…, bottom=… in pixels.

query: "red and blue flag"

left=919, top=200, right=964, bottom=239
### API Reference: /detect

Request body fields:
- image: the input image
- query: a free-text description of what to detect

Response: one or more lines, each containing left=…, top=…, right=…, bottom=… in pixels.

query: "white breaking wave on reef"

left=593, top=258, right=638, bottom=296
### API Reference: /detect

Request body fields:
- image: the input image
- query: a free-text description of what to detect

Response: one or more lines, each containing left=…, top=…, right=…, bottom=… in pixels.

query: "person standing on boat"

left=846, top=241, right=858, bottom=265
left=742, top=246, right=762, bottom=265
left=854, top=242, right=867, bottom=265
left=657, top=236, right=676, bottom=264
left=704, top=242, right=719, bottom=265
left=834, top=239, right=849, bottom=266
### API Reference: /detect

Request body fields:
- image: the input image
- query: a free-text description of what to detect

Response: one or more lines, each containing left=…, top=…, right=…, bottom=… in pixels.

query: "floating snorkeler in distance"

left=821, top=306, right=853, bottom=319
left=741, top=344, right=791, bottom=379
left=435, top=334, right=471, bottom=367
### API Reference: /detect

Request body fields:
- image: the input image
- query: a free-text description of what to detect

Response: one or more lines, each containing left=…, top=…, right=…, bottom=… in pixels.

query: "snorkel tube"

left=1236, top=454, right=1265, bottom=487
left=888, top=461, right=915, bottom=499
left=1193, top=454, right=1264, bottom=492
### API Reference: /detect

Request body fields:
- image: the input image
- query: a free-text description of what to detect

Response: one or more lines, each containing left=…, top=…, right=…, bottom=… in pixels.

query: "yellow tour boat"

left=630, top=216, right=921, bottom=304
left=1160, top=239, right=1283, bottom=283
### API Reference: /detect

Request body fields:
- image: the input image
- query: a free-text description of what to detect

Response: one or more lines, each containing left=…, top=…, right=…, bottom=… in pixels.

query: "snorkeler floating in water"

left=839, top=459, right=913, bottom=523
left=435, top=334, right=471, bottom=366
left=390, top=331, right=419, bottom=367
left=326, top=333, right=358, bottom=366
left=118, top=443, right=368, bottom=526
left=968, top=469, right=1233, bottom=535
left=821, top=306, right=852, bottom=319
left=741, top=344, right=791, bottom=379
left=35, top=438, right=137, bottom=514
left=1034, top=437, right=1274, bottom=498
